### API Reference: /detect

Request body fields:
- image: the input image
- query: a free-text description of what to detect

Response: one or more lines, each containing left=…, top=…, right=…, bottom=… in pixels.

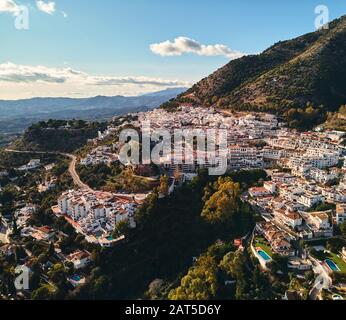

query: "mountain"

left=0, top=87, right=187, bottom=134
left=164, top=15, right=346, bottom=129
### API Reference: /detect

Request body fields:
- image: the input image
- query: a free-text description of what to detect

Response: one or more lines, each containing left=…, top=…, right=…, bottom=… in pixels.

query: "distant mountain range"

left=164, top=15, right=346, bottom=130
left=0, top=87, right=187, bottom=134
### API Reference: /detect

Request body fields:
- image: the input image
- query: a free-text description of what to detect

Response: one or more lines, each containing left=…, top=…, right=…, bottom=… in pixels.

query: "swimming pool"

left=257, top=249, right=271, bottom=261
left=325, top=259, right=340, bottom=272
left=71, top=275, right=81, bottom=282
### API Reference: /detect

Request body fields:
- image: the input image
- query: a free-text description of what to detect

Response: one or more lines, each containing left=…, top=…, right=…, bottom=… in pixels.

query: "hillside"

left=325, top=105, right=346, bottom=131
left=164, top=15, right=346, bottom=129
left=12, top=120, right=107, bottom=153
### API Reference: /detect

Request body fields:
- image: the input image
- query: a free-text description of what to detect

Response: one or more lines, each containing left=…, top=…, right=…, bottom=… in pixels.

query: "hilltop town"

left=0, top=105, right=346, bottom=301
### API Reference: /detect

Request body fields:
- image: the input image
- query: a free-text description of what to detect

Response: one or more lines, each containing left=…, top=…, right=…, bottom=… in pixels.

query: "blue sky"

left=0, top=0, right=346, bottom=99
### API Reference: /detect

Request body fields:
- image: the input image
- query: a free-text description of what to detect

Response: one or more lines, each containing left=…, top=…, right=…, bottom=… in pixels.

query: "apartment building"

left=57, top=190, right=137, bottom=241
left=273, top=209, right=302, bottom=229
left=228, top=145, right=263, bottom=169
left=302, top=211, right=333, bottom=238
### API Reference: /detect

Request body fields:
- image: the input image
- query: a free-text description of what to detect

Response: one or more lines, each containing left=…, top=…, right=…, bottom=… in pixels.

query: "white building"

left=56, top=190, right=138, bottom=243
left=18, top=159, right=41, bottom=171
left=249, top=187, right=271, bottom=198
left=65, top=250, right=91, bottom=269
left=228, top=145, right=263, bottom=169
left=303, top=211, right=333, bottom=238
left=308, top=168, right=336, bottom=184
left=274, top=209, right=303, bottom=229
left=264, top=181, right=277, bottom=193
left=298, top=193, right=324, bottom=208
left=15, top=205, right=37, bottom=228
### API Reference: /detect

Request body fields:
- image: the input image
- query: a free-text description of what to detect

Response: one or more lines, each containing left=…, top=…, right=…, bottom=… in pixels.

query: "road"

left=63, top=153, right=92, bottom=190
left=3, top=148, right=91, bottom=191
left=4, top=148, right=59, bottom=155
left=309, top=256, right=332, bottom=300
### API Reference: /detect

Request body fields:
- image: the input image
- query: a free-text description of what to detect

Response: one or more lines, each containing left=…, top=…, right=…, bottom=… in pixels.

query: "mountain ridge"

left=163, top=15, right=346, bottom=129
left=0, top=87, right=187, bottom=134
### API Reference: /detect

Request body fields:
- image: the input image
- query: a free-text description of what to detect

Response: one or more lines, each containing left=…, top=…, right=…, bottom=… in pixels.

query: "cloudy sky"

left=1, top=0, right=346, bottom=99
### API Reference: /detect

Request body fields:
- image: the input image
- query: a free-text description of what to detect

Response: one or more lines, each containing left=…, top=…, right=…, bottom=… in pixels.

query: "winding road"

left=64, top=153, right=92, bottom=190
left=309, top=255, right=333, bottom=300
left=3, top=148, right=91, bottom=190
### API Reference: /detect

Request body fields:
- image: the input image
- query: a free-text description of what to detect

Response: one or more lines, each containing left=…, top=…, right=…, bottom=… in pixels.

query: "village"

left=1, top=106, right=346, bottom=300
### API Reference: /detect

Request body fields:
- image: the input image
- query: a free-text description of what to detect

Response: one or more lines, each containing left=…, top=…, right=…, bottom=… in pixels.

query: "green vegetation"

left=340, top=221, right=346, bottom=238
left=168, top=240, right=284, bottom=300
left=325, top=105, right=346, bottom=131
left=71, top=169, right=266, bottom=300
left=0, top=151, right=57, bottom=170
left=0, top=134, right=18, bottom=147
left=77, top=163, right=122, bottom=189
left=13, top=119, right=107, bottom=153
left=287, top=274, right=312, bottom=300
left=254, top=236, right=273, bottom=257
left=168, top=252, right=219, bottom=300
left=158, top=175, right=169, bottom=196
left=311, top=249, right=346, bottom=272
left=112, top=220, right=131, bottom=239
left=0, top=154, right=73, bottom=227
left=328, top=252, right=346, bottom=273
left=284, top=105, right=327, bottom=131
left=332, top=272, right=346, bottom=285
left=307, top=202, right=336, bottom=212
left=77, top=164, right=155, bottom=193
left=201, top=178, right=242, bottom=224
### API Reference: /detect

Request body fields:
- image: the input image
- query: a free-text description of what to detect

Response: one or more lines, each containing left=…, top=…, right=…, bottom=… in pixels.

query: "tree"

left=90, top=276, right=109, bottom=299
left=31, top=285, right=55, bottom=300
left=304, top=271, right=315, bottom=285
left=158, top=175, right=169, bottom=196
left=201, top=178, right=241, bottom=224
left=219, top=251, right=249, bottom=299
left=168, top=255, right=218, bottom=300
left=219, top=251, right=235, bottom=276
left=48, top=263, right=67, bottom=285
left=112, top=220, right=131, bottom=239
left=340, top=221, right=346, bottom=238
left=37, top=253, right=49, bottom=265
left=270, top=254, right=289, bottom=274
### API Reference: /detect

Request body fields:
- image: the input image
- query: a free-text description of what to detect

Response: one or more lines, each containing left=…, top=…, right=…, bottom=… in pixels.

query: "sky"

left=0, top=0, right=346, bottom=99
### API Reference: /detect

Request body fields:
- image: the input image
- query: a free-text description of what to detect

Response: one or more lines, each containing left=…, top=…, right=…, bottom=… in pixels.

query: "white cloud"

left=0, top=62, right=188, bottom=86
left=61, top=10, right=67, bottom=18
left=0, top=62, right=190, bottom=99
left=150, top=36, right=246, bottom=60
left=0, top=0, right=21, bottom=16
left=36, top=0, right=55, bottom=15
left=0, top=62, right=75, bottom=83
